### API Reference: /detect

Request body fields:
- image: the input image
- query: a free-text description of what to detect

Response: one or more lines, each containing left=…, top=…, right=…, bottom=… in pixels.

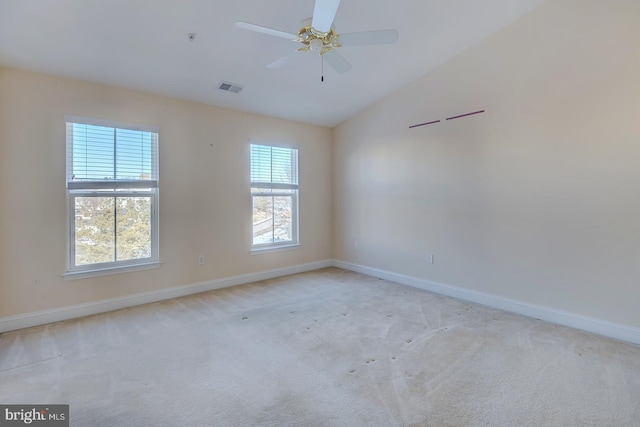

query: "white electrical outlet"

left=198, top=255, right=205, bottom=265
left=427, top=254, right=434, bottom=264
left=353, top=241, right=359, bottom=251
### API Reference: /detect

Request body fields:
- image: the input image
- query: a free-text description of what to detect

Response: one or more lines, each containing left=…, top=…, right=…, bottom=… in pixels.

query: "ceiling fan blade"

left=323, top=49, right=351, bottom=74
left=312, top=0, right=342, bottom=33
left=267, top=52, right=299, bottom=69
left=235, top=21, right=297, bottom=40
left=338, top=29, right=399, bottom=46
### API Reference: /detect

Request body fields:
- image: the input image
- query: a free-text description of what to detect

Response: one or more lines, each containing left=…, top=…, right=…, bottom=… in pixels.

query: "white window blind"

left=66, top=120, right=158, bottom=190
left=250, top=144, right=298, bottom=189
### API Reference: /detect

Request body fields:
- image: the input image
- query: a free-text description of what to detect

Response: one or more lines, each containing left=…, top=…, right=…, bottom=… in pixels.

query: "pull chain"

left=321, top=55, right=324, bottom=82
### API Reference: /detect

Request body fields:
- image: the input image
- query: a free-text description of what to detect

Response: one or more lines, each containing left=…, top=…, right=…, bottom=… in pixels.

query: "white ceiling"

left=0, top=0, right=549, bottom=127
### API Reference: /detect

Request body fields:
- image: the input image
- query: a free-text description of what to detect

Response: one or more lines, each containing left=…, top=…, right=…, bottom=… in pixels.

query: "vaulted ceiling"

left=0, top=0, right=548, bottom=127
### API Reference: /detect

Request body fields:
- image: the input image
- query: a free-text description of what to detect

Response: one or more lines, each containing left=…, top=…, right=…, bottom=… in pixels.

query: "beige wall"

left=0, top=67, right=332, bottom=318
left=2, top=0, right=639, bottom=333
left=333, top=0, right=640, bottom=328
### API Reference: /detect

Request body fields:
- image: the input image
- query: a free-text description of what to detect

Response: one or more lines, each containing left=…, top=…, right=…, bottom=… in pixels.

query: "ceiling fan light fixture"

left=310, top=39, right=324, bottom=51
left=296, top=20, right=338, bottom=54
left=235, top=0, right=398, bottom=75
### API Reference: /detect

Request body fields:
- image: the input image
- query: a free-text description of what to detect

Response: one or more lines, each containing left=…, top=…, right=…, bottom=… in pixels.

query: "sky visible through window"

left=71, top=123, right=154, bottom=182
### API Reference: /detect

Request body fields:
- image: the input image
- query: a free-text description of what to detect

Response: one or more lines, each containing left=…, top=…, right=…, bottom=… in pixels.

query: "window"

left=65, top=116, right=159, bottom=274
left=250, top=143, right=298, bottom=249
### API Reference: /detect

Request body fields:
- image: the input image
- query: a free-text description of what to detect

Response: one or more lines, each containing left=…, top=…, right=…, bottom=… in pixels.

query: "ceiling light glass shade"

left=310, top=39, right=324, bottom=51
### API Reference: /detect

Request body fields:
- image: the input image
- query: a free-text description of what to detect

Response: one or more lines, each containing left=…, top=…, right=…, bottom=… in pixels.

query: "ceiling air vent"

left=218, top=81, right=244, bottom=94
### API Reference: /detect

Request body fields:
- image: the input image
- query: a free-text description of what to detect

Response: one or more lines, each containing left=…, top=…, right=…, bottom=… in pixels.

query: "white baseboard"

left=0, top=259, right=333, bottom=333
left=3, top=258, right=639, bottom=346
left=334, top=260, right=640, bottom=346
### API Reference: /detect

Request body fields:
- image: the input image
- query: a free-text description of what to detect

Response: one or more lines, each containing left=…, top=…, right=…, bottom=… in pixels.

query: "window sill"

left=250, top=243, right=300, bottom=255
left=63, top=261, right=162, bottom=281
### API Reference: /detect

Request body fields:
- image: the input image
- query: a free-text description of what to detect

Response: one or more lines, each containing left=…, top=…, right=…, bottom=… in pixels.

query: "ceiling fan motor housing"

left=297, top=17, right=339, bottom=54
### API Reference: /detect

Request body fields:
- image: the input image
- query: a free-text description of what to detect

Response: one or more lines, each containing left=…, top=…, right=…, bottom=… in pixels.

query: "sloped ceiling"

left=0, top=0, right=548, bottom=127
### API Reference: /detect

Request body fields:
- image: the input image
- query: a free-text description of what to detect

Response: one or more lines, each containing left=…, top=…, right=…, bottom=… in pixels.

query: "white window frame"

left=250, top=142, right=299, bottom=252
left=64, top=116, right=160, bottom=278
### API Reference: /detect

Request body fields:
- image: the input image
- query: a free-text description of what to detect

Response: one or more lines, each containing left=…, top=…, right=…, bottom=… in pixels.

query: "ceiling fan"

left=235, top=0, right=399, bottom=75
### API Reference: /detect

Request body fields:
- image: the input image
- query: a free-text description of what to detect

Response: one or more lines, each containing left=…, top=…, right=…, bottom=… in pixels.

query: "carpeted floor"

left=1, top=267, right=639, bottom=426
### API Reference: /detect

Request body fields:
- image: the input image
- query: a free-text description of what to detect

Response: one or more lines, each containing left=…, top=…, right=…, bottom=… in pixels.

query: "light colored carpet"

left=1, top=267, right=639, bottom=426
